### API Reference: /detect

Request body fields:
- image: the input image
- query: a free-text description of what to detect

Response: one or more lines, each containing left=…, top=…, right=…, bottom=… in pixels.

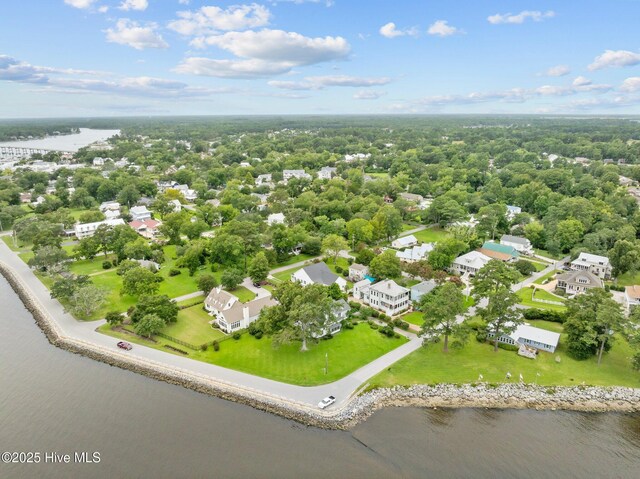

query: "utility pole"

left=325, top=353, right=328, bottom=375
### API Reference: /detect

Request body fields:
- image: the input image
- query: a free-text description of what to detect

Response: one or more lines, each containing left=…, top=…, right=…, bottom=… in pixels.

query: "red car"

left=117, top=341, right=133, bottom=351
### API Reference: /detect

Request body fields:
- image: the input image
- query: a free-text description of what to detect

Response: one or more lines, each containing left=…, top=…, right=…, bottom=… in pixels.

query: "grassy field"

left=401, top=296, right=475, bottom=327
left=616, top=270, right=640, bottom=287
left=161, top=304, right=226, bottom=345
left=524, top=260, right=547, bottom=272
left=517, top=287, right=566, bottom=312
left=99, top=322, right=407, bottom=386
left=369, top=325, right=640, bottom=389
left=273, top=253, right=318, bottom=268
left=534, top=269, right=561, bottom=285
left=229, top=286, right=255, bottom=303
left=533, top=248, right=565, bottom=260
left=411, top=227, right=450, bottom=244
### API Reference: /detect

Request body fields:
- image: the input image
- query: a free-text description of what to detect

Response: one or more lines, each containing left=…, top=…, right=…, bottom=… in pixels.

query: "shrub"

left=210, top=263, right=219, bottom=272
left=371, top=310, right=380, bottom=318
left=368, top=322, right=379, bottom=330
left=248, top=322, right=263, bottom=336
left=379, top=325, right=395, bottom=337
left=200, top=343, right=208, bottom=352
left=102, top=261, right=112, bottom=270
left=349, top=301, right=361, bottom=310
left=168, top=268, right=181, bottom=277
left=498, top=342, right=519, bottom=352
left=523, top=308, right=566, bottom=324
left=322, top=333, right=333, bottom=340
left=232, top=332, right=241, bottom=340
left=514, top=260, right=537, bottom=276
left=344, top=321, right=354, bottom=330
left=476, top=331, right=488, bottom=343
left=254, top=331, right=263, bottom=340
left=212, top=340, right=220, bottom=352
left=610, top=284, right=625, bottom=292
left=342, top=270, right=348, bottom=277
left=335, top=266, right=343, bottom=274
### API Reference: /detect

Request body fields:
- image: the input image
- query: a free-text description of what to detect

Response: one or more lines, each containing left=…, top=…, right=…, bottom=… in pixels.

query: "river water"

left=0, top=128, right=121, bottom=152
left=0, top=275, right=639, bottom=479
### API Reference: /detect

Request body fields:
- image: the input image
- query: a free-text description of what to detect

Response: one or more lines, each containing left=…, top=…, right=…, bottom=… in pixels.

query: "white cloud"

left=268, top=75, right=391, bottom=90
left=488, top=10, right=555, bottom=25
left=175, top=57, right=294, bottom=78
left=620, top=77, right=640, bottom=92
left=178, top=0, right=190, bottom=5
left=168, top=4, right=271, bottom=36
left=354, top=90, right=386, bottom=100
left=98, top=5, right=109, bottom=13
left=64, top=0, right=96, bottom=9
left=427, top=20, right=461, bottom=37
left=588, top=49, right=640, bottom=71
left=545, top=65, right=570, bottom=77
left=572, top=76, right=591, bottom=87
left=119, top=0, right=148, bottom=11
left=379, top=22, right=418, bottom=39
left=105, top=19, right=169, bottom=50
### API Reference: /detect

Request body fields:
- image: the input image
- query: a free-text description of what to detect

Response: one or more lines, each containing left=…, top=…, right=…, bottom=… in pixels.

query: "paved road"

left=0, top=241, right=419, bottom=408
left=398, top=224, right=427, bottom=237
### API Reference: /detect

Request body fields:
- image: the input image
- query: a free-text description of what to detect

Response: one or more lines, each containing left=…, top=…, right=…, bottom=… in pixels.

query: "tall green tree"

left=369, top=249, right=402, bottom=279
left=248, top=252, right=270, bottom=284
left=419, top=282, right=467, bottom=352
left=322, top=234, right=349, bottom=265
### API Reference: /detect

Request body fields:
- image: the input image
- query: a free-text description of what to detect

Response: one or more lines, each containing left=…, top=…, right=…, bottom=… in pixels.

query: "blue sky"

left=2, top=0, right=640, bottom=117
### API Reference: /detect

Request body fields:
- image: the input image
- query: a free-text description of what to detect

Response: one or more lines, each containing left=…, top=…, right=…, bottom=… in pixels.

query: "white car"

left=317, top=395, right=336, bottom=409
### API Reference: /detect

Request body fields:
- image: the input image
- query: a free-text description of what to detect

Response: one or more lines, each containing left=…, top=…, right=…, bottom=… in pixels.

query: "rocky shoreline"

left=1, top=261, right=639, bottom=431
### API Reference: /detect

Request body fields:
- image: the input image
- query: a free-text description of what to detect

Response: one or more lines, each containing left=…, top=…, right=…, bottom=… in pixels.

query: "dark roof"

left=301, top=262, right=339, bottom=286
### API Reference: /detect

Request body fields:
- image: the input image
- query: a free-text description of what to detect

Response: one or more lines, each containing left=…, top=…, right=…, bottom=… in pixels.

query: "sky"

left=2, top=0, right=640, bottom=117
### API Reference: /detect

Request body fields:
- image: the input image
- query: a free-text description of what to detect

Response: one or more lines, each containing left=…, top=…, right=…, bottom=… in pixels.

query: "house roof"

left=393, top=235, right=417, bottom=247
left=396, top=243, right=434, bottom=262
left=411, top=280, right=437, bottom=295
left=369, top=279, right=409, bottom=296
left=557, top=270, right=603, bottom=287
left=205, top=287, right=238, bottom=312
left=399, top=192, right=424, bottom=202
left=510, top=324, right=560, bottom=348
left=500, top=234, right=530, bottom=246
left=349, top=263, right=368, bottom=271
left=454, top=251, right=492, bottom=269
left=332, top=299, right=350, bottom=316
left=128, top=219, right=161, bottom=230
left=506, top=205, right=522, bottom=213
left=478, top=248, right=513, bottom=262
left=625, top=285, right=640, bottom=300
left=481, top=241, right=519, bottom=257
left=299, top=262, right=340, bottom=286
left=130, top=205, right=150, bottom=215
left=572, top=252, right=610, bottom=266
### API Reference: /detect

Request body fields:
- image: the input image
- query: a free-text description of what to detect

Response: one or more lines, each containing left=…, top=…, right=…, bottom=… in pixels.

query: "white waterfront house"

left=451, top=251, right=491, bottom=276
left=130, top=205, right=152, bottom=222
left=291, top=262, right=347, bottom=291
left=570, top=252, right=612, bottom=279
left=396, top=243, right=434, bottom=263
left=500, top=234, right=533, bottom=255
left=74, top=218, right=125, bottom=239
left=391, top=234, right=418, bottom=249
left=488, top=323, right=561, bottom=353
left=204, top=287, right=277, bottom=334
left=354, top=279, right=410, bottom=316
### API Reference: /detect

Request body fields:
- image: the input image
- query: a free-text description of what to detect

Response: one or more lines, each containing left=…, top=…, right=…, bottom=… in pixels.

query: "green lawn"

left=273, top=253, right=318, bottom=268
left=99, top=322, right=407, bottom=386
left=272, top=265, right=301, bottom=283
left=161, top=304, right=226, bottom=345
left=369, top=329, right=640, bottom=389
left=1, top=235, right=26, bottom=252
left=534, top=269, right=561, bottom=285
left=533, top=248, right=565, bottom=260
left=517, top=287, right=566, bottom=312
left=69, top=255, right=117, bottom=276
left=229, top=286, right=255, bottom=303
left=616, top=270, right=640, bottom=287
left=412, top=227, right=450, bottom=244
left=524, top=260, right=547, bottom=272
left=401, top=311, right=423, bottom=326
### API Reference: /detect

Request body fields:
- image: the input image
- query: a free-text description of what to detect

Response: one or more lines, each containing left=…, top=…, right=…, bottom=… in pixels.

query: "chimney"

left=387, top=282, right=391, bottom=289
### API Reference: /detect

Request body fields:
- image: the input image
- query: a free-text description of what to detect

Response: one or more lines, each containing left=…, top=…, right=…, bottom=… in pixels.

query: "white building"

left=282, top=169, right=312, bottom=183
left=104, top=209, right=120, bottom=220
left=556, top=270, right=603, bottom=295
left=130, top=205, right=152, bottom=222
left=500, top=235, right=533, bottom=255
left=624, top=285, right=640, bottom=313
left=317, top=166, right=337, bottom=180
left=452, top=251, right=492, bottom=276
left=169, top=199, right=182, bottom=212
left=348, top=263, right=369, bottom=282
left=570, top=252, right=612, bottom=279
left=343, top=153, right=371, bottom=163
left=506, top=205, right=522, bottom=221
left=99, top=201, right=120, bottom=213
left=354, top=279, right=410, bottom=316
left=173, top=184, right=198, bottom=202
left=204, top=287, right=277, bottom=334
left=396, top=243, right=434, bottom=263
left=312, top=299, right=350, bottom=338
left=255, top=174, right=274, bottom=188
left=488, top=323, right=561, bottom=353
left=291, top=262, right=347, bottom=291
left=74, top=218, right=125, bottom=239
left=267, top=213, right=286, bottom=226
left=391, top=234, right=418, bottom=249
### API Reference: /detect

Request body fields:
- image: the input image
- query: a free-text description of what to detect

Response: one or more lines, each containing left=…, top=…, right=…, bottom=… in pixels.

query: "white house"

left=312, top=299, right=350, bottom=338
left=204, top=287, right=277, bottom=334
left=488, top=323, right=561, bottom=353
left=354, top=279, right=410, bottom=316
left=396, top=243, right=434, bottom=263
left=169, top=199, right=182, bottom=212
left=99, top=201, right=120, bottom=213
left=267, top=213, right=285, bottom=226
left=570, top=252, right=612, bottom=279
left=348, top=263, right=369, bottom=282
left=500, top=234, right=533, bottom=255
left=173, top=184, right=198, bottom=202
left=255, top=174, right=274, bottom=188
left=624, top=285, right=640, bottom=313
left=506, top=205, right=522, bottom=221
left=104, top=209, right=120, bottom=220
left=410, top=280, right=437, bottom=302
left=282, top=169, right=312, bottom=183
left=317, top=166, right=337, bottom=180
left=391, top=234, right=418, bottom=249
left=556, top=270, right=603, bottom=295
left=74, top=218, right=125, bottom=239
left=291, top=262, right=347, bottom=291
left=452, top=251, right=491, bottom=276
left=343, top=153, right=371, bottom=163
left=130, top=205, right=152, bottom=222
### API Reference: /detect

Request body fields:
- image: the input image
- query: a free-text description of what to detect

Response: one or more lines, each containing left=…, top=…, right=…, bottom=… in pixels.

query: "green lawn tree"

left=419, top=282, right=467, bottom=352
left=248, top=252, right=270, bottom=284
left=121, top=267, right=163, bottom=297
left=221, top=268, right=244, bottom=290
left=134, top=313, right=165, bottom=339
left=69, top=285, right=106, bottom=319
left=322, top=234, right=349, bottom=265
left=369, top=249, right=401, bottom=279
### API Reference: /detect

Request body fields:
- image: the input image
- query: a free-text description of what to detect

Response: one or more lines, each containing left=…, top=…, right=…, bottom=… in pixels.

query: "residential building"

left=500, top=234, right=533, bottom=255
left=488, top=323, right=560, bottom=353
left=398, top=192, right=432, bottom=210
left=506, top=205, right=522, bottom=221
left=129, top=219, right=162, bottom=239
left=570, top=252, right=612, bottom=279
left=391, top=234, right=418, bottom=249
left=267, top=213, right=285, bottom=226
left=74, top=218, right=125, bottom=239
left=130, top=205, right=152, bottom=222
left=396, top=243, right=434, bottom=263
left=173, top=184, right=198, bottom=202
left=282, top=169, right=311, bottom=183
left=478, top=241, right=519, bottom=262
left=99, top=201, right=120, bottom=213
left=343, top=153, right=371, bottom=163
left=104, top=209, right=120, bottom=220
left=291, top=262, right=347, bottom=291
left=452, top=251, right=492, bottom=276
left=355, top=279, right=410, bottom=316
left=204, top=287, right=278, bottom=334
left=348, top=263, right=369, bottom=282
left=410, top=280, right=437, bottom=302
left=317, top=166, right=337, bottom=180
left=312, top=299, right=350, bottom=338
left=169, top=199, right=182, bottom=212
left=619, top=175, right=636, bottom=187
left=255, top=174, right=274, bottom=188
left=624, top=285, right=640, bottom=313
left=556, top=270, right=603, bottom=295
left=157, top=180, right=178, bottom=192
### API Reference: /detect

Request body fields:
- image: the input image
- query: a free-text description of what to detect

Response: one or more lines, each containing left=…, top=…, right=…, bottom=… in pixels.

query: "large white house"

left=256, top=173, right=273, bottom=188
left=396, top=243, right=434, bottom=263
left=506, top=205, right=522, bottom=221
left=556, top=270, right=603, bottom=295
left=500, top=235, right=533, bottom=255
left=291, top=262, right=347, bottom=291
left=624, top=285, right=640, bottom=313
left=570, top=252, right=612, bottom=279
left=74, top=218, right=125, bottom=239
left=488, top=323, right=561, bottom=353
left=391, top=234, right=418, bottom=249
left=130, top=205, right=152, bottom=222
left=282, top=169, right=312, bottom=183
left=204, top=287, right=277, bottom=334
left=452, top=251, right=491, bottom=276
left=317, top=166, right=337, bottom=180
left=354, top=279, right=410, bottom=316
left=267, top=213, right=285, bottom=226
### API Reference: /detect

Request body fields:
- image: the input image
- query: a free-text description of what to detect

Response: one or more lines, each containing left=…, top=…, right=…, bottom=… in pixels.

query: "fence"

left=155, top=330, right=238, bottom=351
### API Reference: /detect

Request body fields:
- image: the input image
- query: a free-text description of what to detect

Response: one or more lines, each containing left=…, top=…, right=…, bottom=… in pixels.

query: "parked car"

left=317, top=395, right=336, bottom=409
left=117, top=341, right=133, bottom=351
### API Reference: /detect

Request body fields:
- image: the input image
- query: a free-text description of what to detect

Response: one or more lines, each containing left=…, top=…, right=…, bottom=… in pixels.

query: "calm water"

left=1, top=275, right=639, bottom=479
left=0, top=128, right=120, bottom=152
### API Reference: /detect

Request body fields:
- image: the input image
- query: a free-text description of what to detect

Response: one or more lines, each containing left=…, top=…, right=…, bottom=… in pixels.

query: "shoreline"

left=1, top=261, right=639, bottom=430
